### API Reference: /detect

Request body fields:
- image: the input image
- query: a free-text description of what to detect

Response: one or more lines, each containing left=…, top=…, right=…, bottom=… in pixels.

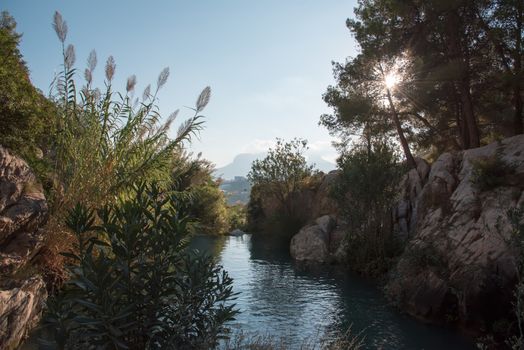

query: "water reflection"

left=191, top=234, right=475, bottom=350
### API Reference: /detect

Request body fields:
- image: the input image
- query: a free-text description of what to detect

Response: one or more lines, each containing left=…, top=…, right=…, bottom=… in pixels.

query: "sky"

left=3, top=0, right=358, bottom=167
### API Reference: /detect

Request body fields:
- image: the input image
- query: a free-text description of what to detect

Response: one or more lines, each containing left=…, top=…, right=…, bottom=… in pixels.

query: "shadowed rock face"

left=290, top=215, right=336, bottom=263
left=0, top=146, right=48, bottom=349
left=0, top=277, right=47, bottom=349
left=387, top=135, right=524, bottom=330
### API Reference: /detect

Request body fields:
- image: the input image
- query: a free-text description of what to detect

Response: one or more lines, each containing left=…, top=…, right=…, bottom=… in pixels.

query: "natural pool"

left=190, top=234, right=475, bottom=349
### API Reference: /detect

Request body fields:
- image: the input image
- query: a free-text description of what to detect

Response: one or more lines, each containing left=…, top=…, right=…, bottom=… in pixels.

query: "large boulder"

left=290, top=215, right=336, bottom=263
left=387, top=135, right=524, bottom=329
left=0, top=146, right=48, bottom=349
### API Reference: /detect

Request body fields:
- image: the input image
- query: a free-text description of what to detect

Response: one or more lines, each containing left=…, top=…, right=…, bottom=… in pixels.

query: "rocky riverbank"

left=250, top=135, right=524, bottom=334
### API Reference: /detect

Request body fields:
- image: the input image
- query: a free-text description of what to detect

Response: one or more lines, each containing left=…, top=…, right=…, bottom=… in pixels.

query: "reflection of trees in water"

left=245, top=234, right=342, bottom=338
left=188, top=234, right=227, bottom=259
left=188, top=235, right=475, bottom=349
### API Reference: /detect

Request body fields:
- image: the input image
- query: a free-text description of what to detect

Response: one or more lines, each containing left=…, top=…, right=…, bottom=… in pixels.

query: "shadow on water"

left=191, top=233, right=476, bottom=350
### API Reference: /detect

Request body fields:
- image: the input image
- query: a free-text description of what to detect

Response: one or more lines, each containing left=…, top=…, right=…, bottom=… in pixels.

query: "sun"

left=384, top=72, right=400, bottom=90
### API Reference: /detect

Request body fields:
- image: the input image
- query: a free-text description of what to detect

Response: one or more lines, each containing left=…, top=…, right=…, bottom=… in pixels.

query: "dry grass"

left=221, top=327, right=365, bottom=350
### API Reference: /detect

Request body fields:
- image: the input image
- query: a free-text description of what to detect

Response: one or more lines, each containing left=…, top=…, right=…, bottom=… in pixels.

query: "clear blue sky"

left=3, top=0, right=358, bottom=167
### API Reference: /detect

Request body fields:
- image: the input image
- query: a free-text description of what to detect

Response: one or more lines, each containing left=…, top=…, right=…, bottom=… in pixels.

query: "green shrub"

left=246, top=138, right=315, bottom=235
left=331, top=140, right=404, bottom=275
left=37, top=11, right=211, bottom=279
left=171, top=154, right=231, bottom=235
left=227, top=204, right=247, bottom=231
left=40, top=183, right=238, bottom=350
left=0, top=12, right=57, bottom=166
left=471, top=147, right=516, bottom=191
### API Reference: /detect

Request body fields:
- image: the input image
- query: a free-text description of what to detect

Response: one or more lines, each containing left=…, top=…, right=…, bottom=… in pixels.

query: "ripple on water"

left=190, top=235, right=475, bottom=350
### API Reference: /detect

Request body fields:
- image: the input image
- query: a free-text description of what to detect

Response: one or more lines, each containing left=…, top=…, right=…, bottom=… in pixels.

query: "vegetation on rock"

left=330, top=140, right=404, bottom=276
left=0, top=12, right=57, bottom=171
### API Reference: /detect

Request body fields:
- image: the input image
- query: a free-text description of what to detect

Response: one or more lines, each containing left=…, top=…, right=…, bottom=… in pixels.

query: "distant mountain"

left=308, top=154, right=337, bottom=174
left=214, top=152, right=336, bottom=180
left=215, top=153, right=264, bottom=180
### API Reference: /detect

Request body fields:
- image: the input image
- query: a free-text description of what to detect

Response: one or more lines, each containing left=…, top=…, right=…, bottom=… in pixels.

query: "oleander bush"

left=39, top=183, right=238, bottom=350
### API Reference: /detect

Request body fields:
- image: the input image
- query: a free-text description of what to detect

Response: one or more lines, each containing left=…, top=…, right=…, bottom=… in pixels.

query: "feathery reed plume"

left=84, top=68, right=92, bottom=84
left=169, top=109, right=179, bottom=123
left=65, top=44, right=75, bottom=69
left=159, top=109, right=178, bottom=134
left=126, top=74, right=137, bottom=93
left=196, top=86, right=211, bottom=112
left=142, top=84, right=151, bottom=101
left=93, top=88, right=101, bottom=102
left=53, top=11, right=67, bottom=43
left=105, top=55, right=116, bottom=82
left=157, top=67, right=169, bottom=90
left=87, top=50, right=97, bottom=72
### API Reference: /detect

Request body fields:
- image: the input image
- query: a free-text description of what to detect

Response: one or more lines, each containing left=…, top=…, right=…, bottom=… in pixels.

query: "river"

left=190, top=234, right=475, bottom=350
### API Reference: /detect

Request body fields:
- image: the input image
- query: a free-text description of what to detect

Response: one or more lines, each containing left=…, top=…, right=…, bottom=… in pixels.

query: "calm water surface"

left=190, top=234, right=475, bottom=350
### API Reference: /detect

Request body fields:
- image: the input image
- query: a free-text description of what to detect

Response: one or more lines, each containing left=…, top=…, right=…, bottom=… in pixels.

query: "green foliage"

left=188, top=183, right=230, bottom=234
left=227, top=204, right=247, bottom=231
left=323, top=0, right=524, bottom=157
left=0, top=11, right=57, bottom=162
left=471, top=147, right=517, bottom=191
left=332, top=140, right=404, bottom=275
left=46, top=11, right=209, bottom=216
left=247, top=138, right=314, bottom=216
left=505, top=204, right=524, bottom=349
left=40, top=184, right=238, bottom=350
left=170, top=154, right=231, bottom=235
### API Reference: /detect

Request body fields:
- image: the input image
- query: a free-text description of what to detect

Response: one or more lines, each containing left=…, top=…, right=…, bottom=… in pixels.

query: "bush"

left=331, top=140, right=404, bottom=275
left=36, top=11, right=211, bottom=281
left=247, top=138, right=315, bottom=234
left=227, top=204, right=247, bottom=231
left=471, top=147, right=516, bottom=191
left=40, top=184, right=238, bottom=350
left=171, top=154, right=231, bottom=235
left=0, top=12, right=57, bottom=166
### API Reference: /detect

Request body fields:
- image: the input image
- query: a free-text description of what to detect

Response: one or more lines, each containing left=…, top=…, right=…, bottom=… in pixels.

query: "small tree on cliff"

left=248, top=138, right=314, bottom=216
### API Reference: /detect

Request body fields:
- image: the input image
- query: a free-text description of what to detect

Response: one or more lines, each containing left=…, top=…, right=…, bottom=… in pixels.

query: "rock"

left=290, top=215, right=335, bottom=263
left=229, top=229, right=245, bottom=237
left=0, top=277, right=47, bottom=350
left=393, top=157, right=431, bottom=240
left=0, top=146, right=48, bottom=275
left=0, top=146, right=49, bottom=349
left=387, top=135, right=524, bottom=329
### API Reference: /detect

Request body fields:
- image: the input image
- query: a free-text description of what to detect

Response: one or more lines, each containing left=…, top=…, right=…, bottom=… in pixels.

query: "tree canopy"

left=247, top=138, right=314, bottom=214
left=322, top=0, right=523, bottom=160
left=0, top=11, right=56, bottom=158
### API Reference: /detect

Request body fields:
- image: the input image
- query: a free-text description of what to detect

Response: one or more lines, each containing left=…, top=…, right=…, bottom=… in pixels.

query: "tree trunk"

left=447, top=12, right=481, bottom=148
left=387, top=89, right=416, bottom=169
left=457, top=80, right=480, bottom=148
left=513, top=1, right=523, bottom=135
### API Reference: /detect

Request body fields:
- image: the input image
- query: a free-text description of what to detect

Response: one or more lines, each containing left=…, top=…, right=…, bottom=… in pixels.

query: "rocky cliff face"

left=0, top=145, right=48, bottom=349
left=286, top=136, right=524, bottom=331
left=387, top=135, right=524, bottom=329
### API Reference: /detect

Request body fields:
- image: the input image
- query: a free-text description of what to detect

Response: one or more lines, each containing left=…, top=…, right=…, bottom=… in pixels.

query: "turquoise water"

left=190, top=234, right=475, bottom=350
